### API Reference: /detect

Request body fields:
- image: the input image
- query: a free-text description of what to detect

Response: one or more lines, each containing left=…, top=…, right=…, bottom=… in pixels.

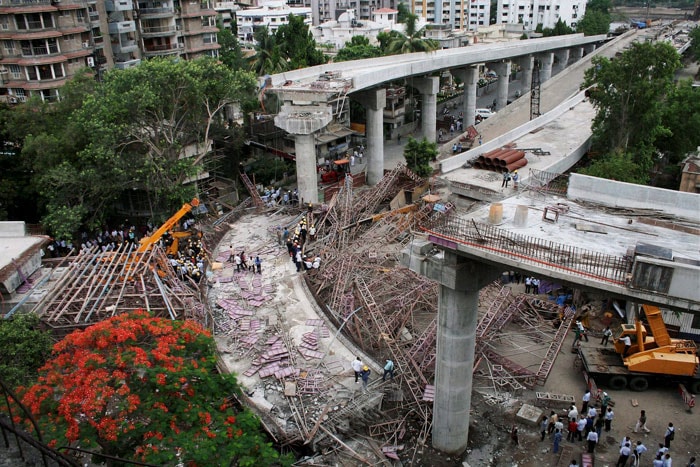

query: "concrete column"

left=493, top=61, right=511, bottom=111
left=452, top=66, right=478, bottom=126
left=538, top=52, right=554, bottom=83
left=402, top=241, right=500, bottom=454
left=519, top=55, right=534, bottom=95
left=413, top=76, right=439, bottom=143
left=274, top=104, right=332, bottom=205
left=584, top=44, right=596, bottom=55
left=355, top=88, right=386, bottom=186
left=571, top=46, right=584, bottom=62
left=554, top=49, right=570, bottom=74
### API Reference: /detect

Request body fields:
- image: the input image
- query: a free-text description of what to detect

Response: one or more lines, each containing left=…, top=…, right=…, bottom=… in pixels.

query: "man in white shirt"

left=351, top=357, right=363, bottom=384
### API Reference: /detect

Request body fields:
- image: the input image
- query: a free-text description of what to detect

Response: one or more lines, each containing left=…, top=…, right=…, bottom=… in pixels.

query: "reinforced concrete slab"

left=516, top=403, right=543, bottom=426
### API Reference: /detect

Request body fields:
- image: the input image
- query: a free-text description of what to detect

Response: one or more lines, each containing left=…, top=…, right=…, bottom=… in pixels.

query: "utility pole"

left=530, top=60, right=541, bottom=120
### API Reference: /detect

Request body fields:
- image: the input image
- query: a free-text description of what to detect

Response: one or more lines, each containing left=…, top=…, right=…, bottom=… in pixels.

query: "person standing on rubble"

left=352, top=357, right=363, bottom=384
left=383, top=359, right=395, bottom=381
left=360, top=365, right=371, bottom=391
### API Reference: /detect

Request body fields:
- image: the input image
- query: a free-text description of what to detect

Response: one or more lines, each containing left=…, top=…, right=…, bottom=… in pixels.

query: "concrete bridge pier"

left=354, top=88, right=386, bottom=185
left=403, top=240, right=500, bottom=454
left=584, top=44, right=596, bottom=55
left=538, top=52, right=555, bottom=82
left=412, top=76, right=439, bottom=143
left=519, top=55, right=534, bottom=95
left=571, top=46, right=585, bottom=62
left=274, top=104, right=332, bottom=204
left=554, top=49, right=570, bottom=74
left=493, top=61, right=511, bottom=111
left=452, top=65, right=478, bottom=126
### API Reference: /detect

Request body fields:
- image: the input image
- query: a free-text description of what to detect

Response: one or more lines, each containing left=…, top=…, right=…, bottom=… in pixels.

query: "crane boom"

left=137, top=198, right=200, bottom=253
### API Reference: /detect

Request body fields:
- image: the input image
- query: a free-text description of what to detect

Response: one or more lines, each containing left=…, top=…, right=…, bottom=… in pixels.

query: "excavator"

left=579, top=304, right=700, bottom=392
left=137, top=198, right=200, bottom=253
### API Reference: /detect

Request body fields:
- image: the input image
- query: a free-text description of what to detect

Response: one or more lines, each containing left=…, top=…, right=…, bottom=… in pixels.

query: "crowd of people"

left=280, top=217, right=321, bottom=273
left=261, top=187, right=300, bottom=208
left=168, top=236, right=206, bottom=283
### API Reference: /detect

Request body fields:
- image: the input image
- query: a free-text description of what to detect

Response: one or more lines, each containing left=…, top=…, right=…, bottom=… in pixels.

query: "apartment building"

left=496, top=0, right=586, bottom=30
left=0, top=0, right=220, bottom=103
left=411, top=0, right=490, bottom=31
left=235, top=2, right=311, bottom=44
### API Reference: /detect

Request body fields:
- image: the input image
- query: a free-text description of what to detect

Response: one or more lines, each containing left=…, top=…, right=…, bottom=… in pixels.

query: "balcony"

left=0, top=0, right=52, bottom=6
left=105, top=0, right=132, bottom=11
left=141, top=24, right=177, bottom=37
left=114, top=58, right=140, bottom=69
left=112, top=39, right=138, bottom=53
left=138, top=6, right=175, bottom=18
left=108, top=21, right=136, bottom=34
left=143, top=42, right=181, bottom=56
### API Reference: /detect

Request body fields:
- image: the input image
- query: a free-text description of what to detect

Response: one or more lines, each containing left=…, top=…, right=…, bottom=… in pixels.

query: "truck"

left=578, top=304, right=700, bottom=393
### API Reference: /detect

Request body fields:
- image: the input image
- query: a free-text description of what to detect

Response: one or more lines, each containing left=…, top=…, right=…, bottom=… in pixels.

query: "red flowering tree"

left=16, top=310, right=288, bottom=466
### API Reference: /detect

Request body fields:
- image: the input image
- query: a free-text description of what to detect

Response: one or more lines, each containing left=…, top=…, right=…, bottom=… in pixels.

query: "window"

left=26, top=63, right=64, bottom=81
left=3, top=40, right=14, bottom=54
left=15, top=13, right=54, bottom=30
left=20, top=39, right=59, bottom=57
left=203, top=33, right=216, bottom=44
left=0, top=16, right=9, bottom=30
left=12, top=88, right=26, bottom=100
left=76, top=10, right=85, bottom=22
left=9, top=64, right=21, bottom=79
left=40, top=89, right=60, bottom=102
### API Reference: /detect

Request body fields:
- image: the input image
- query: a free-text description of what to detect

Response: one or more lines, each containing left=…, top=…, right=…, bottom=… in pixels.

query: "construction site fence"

left=422, top=216, right=631, bottom=285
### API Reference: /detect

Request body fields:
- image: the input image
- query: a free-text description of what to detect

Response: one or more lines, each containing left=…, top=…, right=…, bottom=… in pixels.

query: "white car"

left=475, top=108, right=495, bottom=121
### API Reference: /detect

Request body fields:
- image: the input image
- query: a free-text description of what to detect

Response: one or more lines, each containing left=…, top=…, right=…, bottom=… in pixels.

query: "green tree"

left=377, top=30, right=402, bottom=54
left=576, top=9, right=611, bottom=36
left=542, top=18, right=575, bottom=37
left=275, top=14, right=326, bottom=69
left=397, top=2, right=411, bottom=23
left=580, top=150, right=648, bottom=184
left=582, top=42, right=681, bottom=183
left=72, top=58, right=256, bottom=227
left=386, top=14, right=439, bottom=55
left=0, top=313, right=53, bottom=390
left=335, top=36, right=382, bottom=62
left=249, top=26, right=287, bottom=75
left=655, top=80, right=700, bottom=164
left=689, top=26, right=700, bottom=62
left=218, top=21, right=247, bottom=71
left=586, top=0, right=612, bottom=14
left=404, top=137, right=437, bottom=177
left=15, top=311, right=290, bottom=466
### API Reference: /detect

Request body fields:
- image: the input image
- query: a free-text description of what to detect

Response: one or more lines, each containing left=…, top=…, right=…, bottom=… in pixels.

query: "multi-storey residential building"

left=411, top=0, right=490, bottom=31
left=235, top=2, right=311, bottom=44
left=0, top=0, right=220, bottom=103
left=496, top=0, right=586, bottom=30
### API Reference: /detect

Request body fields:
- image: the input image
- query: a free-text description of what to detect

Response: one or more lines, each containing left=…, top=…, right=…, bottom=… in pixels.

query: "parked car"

left=475, top=108, right=495, bottom=120
left=484, top=70, right=498, bottom=79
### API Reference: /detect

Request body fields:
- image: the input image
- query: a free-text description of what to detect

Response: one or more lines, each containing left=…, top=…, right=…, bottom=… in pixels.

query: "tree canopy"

left=385, top=14, right=439, bottom=55
left=576, top=9, right=611, bottom=36
left=581, top=41, right=684, bottom=183
left=404, top=137, right=438, bottom=177
left=689, top=26, right=700, bottom=62
left=2, top=58, right=256, bottom=239
left=248, top=26, right=288, bottom=76
left=540, top=18, right=576, bottom=37
left=16, top=310, right=289, bottom=466
left=275, top=14, right=327, bottom=70
left=0, top=313, right=53, bottom=390
left=335, top=36, right=382, bottom=62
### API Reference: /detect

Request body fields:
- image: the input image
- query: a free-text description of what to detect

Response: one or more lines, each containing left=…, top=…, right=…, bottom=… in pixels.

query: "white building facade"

left=411, top=0, right=490, bottom=31
left=496, top=0, right=586, bottom=30
left=235, top=2, right=312, bottom=43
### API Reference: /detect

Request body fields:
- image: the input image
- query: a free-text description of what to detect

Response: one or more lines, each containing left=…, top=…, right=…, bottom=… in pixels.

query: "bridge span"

left=267, top=34, right=608, bottom=204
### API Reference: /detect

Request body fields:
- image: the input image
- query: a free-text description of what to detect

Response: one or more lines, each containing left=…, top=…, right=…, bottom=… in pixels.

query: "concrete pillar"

left=554, top=49, right=570, bottom=74
left=519, top=55, right=534, bottom=95
left=402, top=241, right=500, bottom=454
left=355, top=88, right=386, bottom=186
left=274, top=104, right=332, bottom=205
left=584, top=44, right=596, bottom=55
left=413, top=76, right=439, bottom=143
left=571, top=46, right=584, bottom=62
left=452, top=66, right=478, bottom=126
left=493, top=61, right=511, bottom=111
left=538, top=52, right=554, bottom=83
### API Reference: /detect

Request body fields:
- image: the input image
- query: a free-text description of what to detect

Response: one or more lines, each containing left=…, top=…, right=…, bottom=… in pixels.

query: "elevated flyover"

left=267, top=34, right=609, bottom=204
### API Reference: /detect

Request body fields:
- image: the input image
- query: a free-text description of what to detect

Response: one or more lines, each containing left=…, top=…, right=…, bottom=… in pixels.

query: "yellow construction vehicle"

left=579, top=304, right=700, bottom=392
left=137, top=198, right=200, bottom=253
